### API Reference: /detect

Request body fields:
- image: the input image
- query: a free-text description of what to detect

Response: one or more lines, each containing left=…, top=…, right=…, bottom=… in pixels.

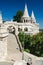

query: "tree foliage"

left=13, top=10, right=23, bottom=22
left=3, top=20, right=6, bottom=23
left=18, top=31, right=43, bottom=57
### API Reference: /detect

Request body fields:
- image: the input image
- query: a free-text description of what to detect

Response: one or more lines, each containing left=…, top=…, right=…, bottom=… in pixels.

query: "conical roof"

left=31, top=11, right=36, bottom=20
left=22, top=4, right=30, bottom=17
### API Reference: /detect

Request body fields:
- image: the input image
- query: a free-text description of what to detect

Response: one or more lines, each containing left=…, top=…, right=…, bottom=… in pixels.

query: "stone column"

left=0, top=26, right=8, bottom=61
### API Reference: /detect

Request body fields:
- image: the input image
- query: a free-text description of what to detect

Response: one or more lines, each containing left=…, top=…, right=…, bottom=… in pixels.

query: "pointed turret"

left=31, top=11, right=36, bottom=22
left=21, top=4, right=30, bottom=23
left=0, top=11, right=2, bottom=23
left=22, top=4, right=29, bottom=17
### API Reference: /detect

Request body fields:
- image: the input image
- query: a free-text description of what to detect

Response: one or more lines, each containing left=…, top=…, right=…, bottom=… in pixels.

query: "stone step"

left=7, top=33, right=20, bottom=54
left=0, top=62, right=13, bottom=65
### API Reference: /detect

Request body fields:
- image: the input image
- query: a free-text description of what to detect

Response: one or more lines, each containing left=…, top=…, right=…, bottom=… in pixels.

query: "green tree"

left=30, top=32, right=43, bottom=57
left=18, top=31, right=43, bottom=57
left=13, top=10, right=23, bottom=22
left=3, top=20, right=6, bottom=23
left=18, top=32, right=31, bottom=52
left=18, top=32, right=25, bottom=46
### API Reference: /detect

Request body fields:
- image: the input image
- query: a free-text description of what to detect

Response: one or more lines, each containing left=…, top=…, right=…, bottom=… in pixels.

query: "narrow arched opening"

left=24, top=27, right=28, bottom=32
left=7, top=26, right=15, bottom=34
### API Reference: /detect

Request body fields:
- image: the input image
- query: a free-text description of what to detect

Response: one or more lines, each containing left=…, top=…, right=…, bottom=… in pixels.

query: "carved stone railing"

left=15, top=34, right=22, bottom=52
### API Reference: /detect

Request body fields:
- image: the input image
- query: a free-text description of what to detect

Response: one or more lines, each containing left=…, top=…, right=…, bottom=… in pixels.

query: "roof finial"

left=25, top=3, right=27, bottom=9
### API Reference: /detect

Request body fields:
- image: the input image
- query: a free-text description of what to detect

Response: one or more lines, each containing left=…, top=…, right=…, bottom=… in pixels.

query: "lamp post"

left=22, top=41, right=24, bottom=60
left=22, top=32, right=25, bottom=60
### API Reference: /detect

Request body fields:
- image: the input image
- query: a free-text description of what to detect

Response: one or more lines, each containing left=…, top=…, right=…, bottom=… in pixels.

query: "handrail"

left=15, top=34, right=22, bottom=52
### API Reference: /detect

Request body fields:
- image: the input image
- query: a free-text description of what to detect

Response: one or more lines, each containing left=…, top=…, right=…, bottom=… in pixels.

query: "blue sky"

left=0, top=0, right=43, bottom=29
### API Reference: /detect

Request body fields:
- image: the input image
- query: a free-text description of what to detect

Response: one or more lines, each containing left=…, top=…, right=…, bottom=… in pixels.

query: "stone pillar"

left=0, top=26, right=8, bottom=61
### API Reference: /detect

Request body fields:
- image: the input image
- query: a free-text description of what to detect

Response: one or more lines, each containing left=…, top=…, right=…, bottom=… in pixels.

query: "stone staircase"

left=7, top=33, right=20, bottom=54
left=6, top=33, right=22, bottom=61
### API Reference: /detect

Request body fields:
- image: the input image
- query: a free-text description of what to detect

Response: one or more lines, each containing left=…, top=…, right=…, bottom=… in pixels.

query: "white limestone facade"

left=0, top=4, right=39, bottom=61
left=0, top=25, right=8, bottom=61
left=3, top=4, right=39, bottom=35
left=0, top=4, right=39, bottom=36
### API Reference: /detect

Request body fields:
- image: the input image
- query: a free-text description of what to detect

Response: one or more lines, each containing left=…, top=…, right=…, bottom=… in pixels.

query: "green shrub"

left=24, top=49, right=30, bottom=53
left=18, top=31, right=43, bottom=57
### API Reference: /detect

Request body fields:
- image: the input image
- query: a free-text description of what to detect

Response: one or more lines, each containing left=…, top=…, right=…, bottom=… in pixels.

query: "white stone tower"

left=0, top=12, right=9, bottom=61
left=21, top=4, right=30, bottom=23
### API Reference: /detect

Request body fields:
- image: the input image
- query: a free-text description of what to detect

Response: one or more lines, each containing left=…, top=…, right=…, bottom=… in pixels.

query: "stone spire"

left=0, top=11, right=2, bottom=23
left=31, top=11, right=36, bottom=22
left=22, top=4, right=29, bottom=17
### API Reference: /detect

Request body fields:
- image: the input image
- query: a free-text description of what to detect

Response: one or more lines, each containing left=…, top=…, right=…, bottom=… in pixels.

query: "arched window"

left=26, top=20, right=27, bottom=22
left=0, top=25, right=1, bottom=27
left=18, top=28, right=22, bottom=31
left=24, top=27, right=28, bottom=31
left=24, top=20, right=25, bottom=23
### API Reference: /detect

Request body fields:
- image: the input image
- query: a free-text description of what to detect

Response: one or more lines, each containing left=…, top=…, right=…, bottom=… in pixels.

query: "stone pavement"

left=6, top=33, right=22, bottom=61
left=4, top=33, right=43, bottom=65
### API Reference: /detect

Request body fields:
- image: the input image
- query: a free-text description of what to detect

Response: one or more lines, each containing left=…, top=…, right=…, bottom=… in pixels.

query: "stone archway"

left=24, top=27, right=28, bottom=32
left=7, top=26, right=16, bottom=34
